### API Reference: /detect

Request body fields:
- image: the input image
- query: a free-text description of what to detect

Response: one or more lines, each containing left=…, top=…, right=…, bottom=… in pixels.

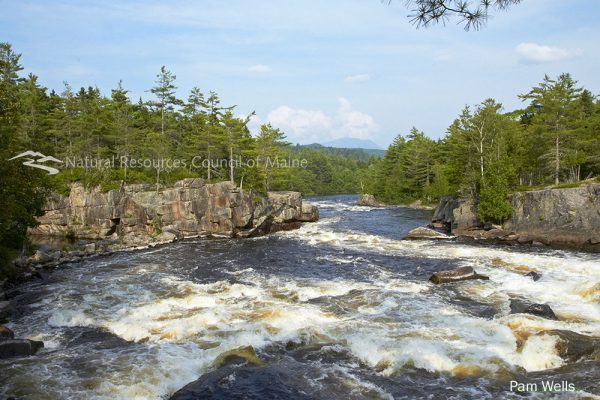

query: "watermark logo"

left=8, top=151, right=309, bottom=175
left=9, top=151, right=63, bottom=175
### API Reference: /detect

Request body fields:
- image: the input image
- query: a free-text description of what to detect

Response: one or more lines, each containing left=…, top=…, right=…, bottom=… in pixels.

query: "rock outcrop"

left=431, top=196, right=481, bottom=234
left=430, top=184, right=600, bottom=251
left=404, top=226, right=453, bottom=240
left=504, top=184, right=600, bottom=250
left=29, top=179, right=319, bottom=241
left=357, top=194, right=385, bottom=207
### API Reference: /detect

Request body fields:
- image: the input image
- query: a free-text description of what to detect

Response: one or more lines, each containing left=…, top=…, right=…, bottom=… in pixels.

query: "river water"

left=2, top=195, right=600, bottom=399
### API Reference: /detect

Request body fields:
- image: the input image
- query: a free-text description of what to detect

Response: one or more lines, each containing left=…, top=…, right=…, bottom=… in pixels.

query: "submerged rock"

left=509, top=299, right=558, bottom=320
left=489, top=257, right=541, bottom=280
left=212, top=346, right=264, bottom=369
left=0, top=339, right=44, bottom=359
left=169, top=363, right=313, bottom=400
left=404, top=226, right=453, bottom=241
left=429, top=266, right=489, bottom=284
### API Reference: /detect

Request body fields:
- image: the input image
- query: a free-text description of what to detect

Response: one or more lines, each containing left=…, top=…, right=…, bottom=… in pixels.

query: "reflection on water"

left=2, top=195, right=599, bottom=399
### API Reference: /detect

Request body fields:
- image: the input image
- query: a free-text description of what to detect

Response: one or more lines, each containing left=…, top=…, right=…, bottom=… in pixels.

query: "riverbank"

left=357, top=193, right=435, bottom=210
left=1, top=179, right=320, bottom=322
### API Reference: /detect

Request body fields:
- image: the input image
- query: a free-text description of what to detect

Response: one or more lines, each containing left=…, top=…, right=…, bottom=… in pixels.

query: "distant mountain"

left=297, top=143, right=385, bottom=161
left=320, top=137, right=384, bottom=150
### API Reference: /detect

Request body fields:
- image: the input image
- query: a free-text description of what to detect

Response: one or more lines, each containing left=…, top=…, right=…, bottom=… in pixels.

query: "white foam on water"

left=284, top=224, right=600, bottom=323
left=4, top=210, right=600, bottom=399
left=519, top=333, right=564, bottom=371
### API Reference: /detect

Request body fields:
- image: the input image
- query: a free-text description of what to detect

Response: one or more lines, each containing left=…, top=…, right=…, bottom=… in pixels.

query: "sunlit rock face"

left=431, top=184, right=600, bottom=251
left=29, top=179, right=318, bottom=240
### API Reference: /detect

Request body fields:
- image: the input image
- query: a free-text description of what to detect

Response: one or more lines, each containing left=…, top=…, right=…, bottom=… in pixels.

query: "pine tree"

left=255, top=123, right=288, bottom=192
left=477, top=159, right=514, bottom=223
left=149, top=66, right=180, bottom=136
left=110, top=81, right=135, bottom=181
left=520, top=73, right=583, bottom=184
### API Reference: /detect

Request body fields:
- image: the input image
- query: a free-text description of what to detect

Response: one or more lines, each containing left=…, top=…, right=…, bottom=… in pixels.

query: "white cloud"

left=515, top=42, right=581, bottom=63
left=344, top=73, right=370, bottom=83
left=265, top=97, right=378, bottom=143
left=249, top=64, right=272, bottom=73
left=267, top=106, right=332, bottom=142
left=334, top=97, right=378, bottom=139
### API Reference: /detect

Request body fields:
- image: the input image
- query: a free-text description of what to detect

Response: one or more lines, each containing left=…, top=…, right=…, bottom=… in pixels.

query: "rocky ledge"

left=406, top=184, right=600, bottom=252
left=29, top=179, right=318, bottom=242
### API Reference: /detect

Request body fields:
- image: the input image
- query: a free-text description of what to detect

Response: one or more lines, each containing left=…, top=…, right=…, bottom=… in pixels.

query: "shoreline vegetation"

left=360, top=76, right=599, bottom=226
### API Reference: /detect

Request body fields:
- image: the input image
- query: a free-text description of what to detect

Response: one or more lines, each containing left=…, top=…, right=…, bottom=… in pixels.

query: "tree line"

left=2, top=40, right=598, bottom=276
left=1, top=42, right=371, bottom=276
left=2, top=43, right=369, bottom=196
left=361, top=73, right=599, bottom=223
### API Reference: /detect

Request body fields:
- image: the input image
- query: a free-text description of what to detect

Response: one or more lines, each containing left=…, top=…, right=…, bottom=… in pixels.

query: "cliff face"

left=29, top=178, right=319, bottom=241
left=504, top=185, right=600, bottom=248
left=431, top=184, right=600, bottom=251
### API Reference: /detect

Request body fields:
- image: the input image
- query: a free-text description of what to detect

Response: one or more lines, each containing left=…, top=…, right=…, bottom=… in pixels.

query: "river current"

left=2, top=195, right=599, bottom=399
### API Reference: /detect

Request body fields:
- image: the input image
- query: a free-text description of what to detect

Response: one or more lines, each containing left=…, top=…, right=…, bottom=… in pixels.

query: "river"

left=1, top=195, right=599, bottom=399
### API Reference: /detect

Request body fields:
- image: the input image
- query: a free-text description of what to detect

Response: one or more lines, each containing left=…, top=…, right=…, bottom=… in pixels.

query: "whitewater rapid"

left=1, top=195, right=599, bottom=399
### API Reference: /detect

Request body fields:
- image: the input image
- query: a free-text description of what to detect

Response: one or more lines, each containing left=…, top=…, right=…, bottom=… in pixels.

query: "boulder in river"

left=535, top=330, right=600, bottom=362
left=509, top=299, right=558, bottom=320
left=525, top=271, right=542, bottom=281
left=0, top=339, right=44, bottom=359
left=0, top=325, right=14, bottom=340
left=212, top=346, right=264, bottom=368
left=429, top=266, right=489, bottom=284
left=357, top=194, right=385, bottom=207
left=404, top=226, right=453, bottom=241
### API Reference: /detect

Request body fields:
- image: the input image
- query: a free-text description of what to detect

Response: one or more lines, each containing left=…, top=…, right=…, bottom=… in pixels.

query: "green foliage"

left=519, top=73, right=586, bottom=185
left=369, top=76, right=598, bottom=210
left=1, top=40, right=599, bottom=279
left=150, top=219, right=162, bottom=236
left=477, top=160, right=514, bottom=223
left=0, top=43, right=52, bottom=278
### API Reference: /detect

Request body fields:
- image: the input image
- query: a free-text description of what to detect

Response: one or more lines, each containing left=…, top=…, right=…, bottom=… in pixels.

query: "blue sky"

left=2, top=0, right=599, bottom=147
